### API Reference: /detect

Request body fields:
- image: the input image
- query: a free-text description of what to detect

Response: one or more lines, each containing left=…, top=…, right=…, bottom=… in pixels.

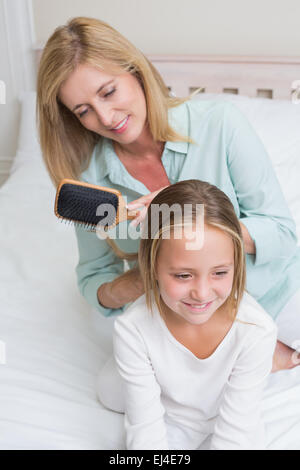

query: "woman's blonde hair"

left=36, top=16, right=192, bottom=187
left=138, top=180, right=247, bottom=321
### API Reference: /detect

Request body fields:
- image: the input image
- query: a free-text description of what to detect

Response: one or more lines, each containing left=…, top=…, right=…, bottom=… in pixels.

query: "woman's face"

left=59, top=64, right=148, bottom=145
left=155, top=225, right=235, bottom=326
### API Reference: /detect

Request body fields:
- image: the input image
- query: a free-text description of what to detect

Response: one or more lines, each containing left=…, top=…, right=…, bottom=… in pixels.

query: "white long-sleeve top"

left=113, top=291, right=278, bottom=450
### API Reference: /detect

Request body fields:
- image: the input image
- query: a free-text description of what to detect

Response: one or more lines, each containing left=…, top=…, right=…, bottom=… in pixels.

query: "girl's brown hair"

left=138, top=179, right=247, bottom=321
left=36, top=16, right=192, bottom=187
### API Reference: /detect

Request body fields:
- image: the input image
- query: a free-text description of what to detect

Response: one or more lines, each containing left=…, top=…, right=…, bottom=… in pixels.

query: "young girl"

left=113, top=179, right=278, bottom=450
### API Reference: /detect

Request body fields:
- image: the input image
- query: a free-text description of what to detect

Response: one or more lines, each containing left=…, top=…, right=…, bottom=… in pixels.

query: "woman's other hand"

left=239, top=220, right=256, bottom=255
left=126, top=186, right=169, bottom=228
left=97, top=266, right=144, bottom=309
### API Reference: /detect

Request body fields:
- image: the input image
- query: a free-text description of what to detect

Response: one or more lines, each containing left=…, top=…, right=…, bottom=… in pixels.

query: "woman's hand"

left=126, top=186, right=169, bottom=227
left=97, top=266, right=144, bottom=309
left=239, top=221, right=256, bottom=255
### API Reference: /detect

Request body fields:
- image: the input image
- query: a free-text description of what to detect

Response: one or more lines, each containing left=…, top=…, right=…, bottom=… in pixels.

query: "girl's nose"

left=190, top=279, right=211, bottom=302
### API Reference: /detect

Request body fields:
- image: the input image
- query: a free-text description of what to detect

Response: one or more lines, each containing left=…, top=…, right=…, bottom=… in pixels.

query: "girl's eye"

left=174, top=274, right=191, bottom=280
left=215, top=271, right=228, bottom=276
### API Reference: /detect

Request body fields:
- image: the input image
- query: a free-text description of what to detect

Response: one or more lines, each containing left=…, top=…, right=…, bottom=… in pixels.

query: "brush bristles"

left=58, top=217, right=97, bottom=231
left=56, top=183, right=119, bottom=229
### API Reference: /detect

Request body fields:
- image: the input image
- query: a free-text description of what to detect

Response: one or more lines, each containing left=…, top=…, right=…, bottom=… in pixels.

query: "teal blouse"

left=75, top=99, right=300, bottom=319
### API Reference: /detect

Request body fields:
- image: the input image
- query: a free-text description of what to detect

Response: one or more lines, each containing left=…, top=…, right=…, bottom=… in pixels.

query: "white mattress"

left=1, top=93, right=300, bottom=450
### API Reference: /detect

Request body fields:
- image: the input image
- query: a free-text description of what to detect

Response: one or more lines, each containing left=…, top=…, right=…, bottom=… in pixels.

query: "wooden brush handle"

left=116, top=194, right=140, bottom=225
left=127, top=209, right=139, bottom=220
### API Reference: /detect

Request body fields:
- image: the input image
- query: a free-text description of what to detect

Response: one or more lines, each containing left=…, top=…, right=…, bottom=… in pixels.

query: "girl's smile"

left=182, top=299, right=215, bottom=312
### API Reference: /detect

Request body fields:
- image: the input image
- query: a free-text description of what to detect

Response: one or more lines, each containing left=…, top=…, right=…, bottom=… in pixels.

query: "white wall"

left=33, top=0, right=300, bottom=56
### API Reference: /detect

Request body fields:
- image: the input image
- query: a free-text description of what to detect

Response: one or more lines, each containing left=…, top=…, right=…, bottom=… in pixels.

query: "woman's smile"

left=111, top=115, right=130, bottom=133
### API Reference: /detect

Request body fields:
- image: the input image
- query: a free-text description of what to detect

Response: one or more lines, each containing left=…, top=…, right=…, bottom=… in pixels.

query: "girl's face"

left=156, top=225, right=235, bottom=326
left=59, top=64, right=148, bottom=145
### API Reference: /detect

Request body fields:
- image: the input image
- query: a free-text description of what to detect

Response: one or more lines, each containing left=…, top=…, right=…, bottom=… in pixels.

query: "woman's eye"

left=79, top=109, right=88, bottom=118
left=77, top=88, right=116, bottom=118
left=104, top=88, right=116, bottom=97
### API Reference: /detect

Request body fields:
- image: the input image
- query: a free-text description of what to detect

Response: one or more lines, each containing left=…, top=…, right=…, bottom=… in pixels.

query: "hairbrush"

left=54, top=178, right=138, bottom=231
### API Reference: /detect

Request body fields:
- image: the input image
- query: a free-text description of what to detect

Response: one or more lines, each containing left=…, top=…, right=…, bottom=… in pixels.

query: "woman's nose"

left=93, top=103, right=114, bottom=128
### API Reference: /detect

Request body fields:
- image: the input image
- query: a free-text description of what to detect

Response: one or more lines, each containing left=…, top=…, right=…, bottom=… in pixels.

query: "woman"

left=37, top=16, right=300, bottom=392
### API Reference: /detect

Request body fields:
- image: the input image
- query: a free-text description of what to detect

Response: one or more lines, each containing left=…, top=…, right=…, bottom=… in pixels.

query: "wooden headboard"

left=34, top=46, right=300, bottom=100
left=148, top=55, right=300, bottom=100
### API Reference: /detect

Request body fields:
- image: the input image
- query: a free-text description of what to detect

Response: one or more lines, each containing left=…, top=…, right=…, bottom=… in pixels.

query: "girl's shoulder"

left=114, top=294, right=158, bottom=331
left=235, top=291, right=278, bottom=336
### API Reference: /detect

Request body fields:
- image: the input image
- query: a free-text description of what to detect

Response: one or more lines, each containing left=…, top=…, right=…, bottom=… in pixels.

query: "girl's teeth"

left=183, top=300, right=213, bottom=309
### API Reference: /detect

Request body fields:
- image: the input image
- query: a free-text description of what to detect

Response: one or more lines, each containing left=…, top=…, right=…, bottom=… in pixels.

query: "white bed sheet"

left=1, top=94, right=300, bottom=450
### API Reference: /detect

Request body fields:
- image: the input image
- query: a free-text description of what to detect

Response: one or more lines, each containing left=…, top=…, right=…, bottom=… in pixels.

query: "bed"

left=1, top=54, right=300, bottom=450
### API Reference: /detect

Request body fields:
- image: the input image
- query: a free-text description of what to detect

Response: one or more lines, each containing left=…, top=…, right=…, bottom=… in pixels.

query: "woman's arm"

left=75, top=224, right=143, bottom=316
left=98, top=266, right=144, bottom=309
left=240, top=221, right=256, bottom=255
left=226, top=103, right=298, bottom=267
left=113, top=315, right=169, bottom=450
left=210, top=323, right=278, bottom=450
